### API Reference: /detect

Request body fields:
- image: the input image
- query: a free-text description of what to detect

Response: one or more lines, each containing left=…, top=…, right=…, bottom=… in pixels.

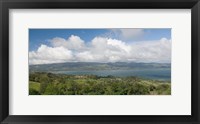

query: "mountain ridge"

left=29, top=62, right=171, bottom=72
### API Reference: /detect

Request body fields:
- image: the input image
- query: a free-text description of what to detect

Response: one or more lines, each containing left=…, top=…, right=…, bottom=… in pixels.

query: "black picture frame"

left=0, top=0, right=200, bottom=124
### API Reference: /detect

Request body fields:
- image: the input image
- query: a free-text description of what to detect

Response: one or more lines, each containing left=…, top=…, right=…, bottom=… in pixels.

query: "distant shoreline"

left=30, top=72, right=171, bottom=83
left=29, top=62, right=171, bottom=81
left=30, top=69, right=171, bottom=82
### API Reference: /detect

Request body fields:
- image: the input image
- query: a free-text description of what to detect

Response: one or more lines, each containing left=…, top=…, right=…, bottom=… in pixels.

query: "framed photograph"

left=0, top=0, right=200, bottom=123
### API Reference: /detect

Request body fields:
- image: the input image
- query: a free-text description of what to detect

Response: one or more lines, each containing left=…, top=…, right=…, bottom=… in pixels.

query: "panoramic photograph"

left=29, top=28, right=171, bottom=95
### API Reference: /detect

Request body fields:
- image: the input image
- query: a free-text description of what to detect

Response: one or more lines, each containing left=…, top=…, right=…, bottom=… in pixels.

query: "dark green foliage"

left=29, top=72, right=171, bottom=95
left=39, top=75, right=50, bottom=94
left=29, top=88, right=40, bottom=95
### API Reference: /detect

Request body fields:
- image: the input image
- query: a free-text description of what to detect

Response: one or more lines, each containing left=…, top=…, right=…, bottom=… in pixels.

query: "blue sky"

left=29, top=29, right=171, bottom=64
left=29, top=29, right=171, bottom=51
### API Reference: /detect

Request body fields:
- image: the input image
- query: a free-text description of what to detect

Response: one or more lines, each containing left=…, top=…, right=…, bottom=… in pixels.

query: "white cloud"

left=29, top=35, right=171, bottom=65
left=29, top=45, right=73, bottom=65
left=129, top=38, right=171, bottom=63
left=88, top=37, right=132, bottom=62
left=50, top=35, right=85, bottom=51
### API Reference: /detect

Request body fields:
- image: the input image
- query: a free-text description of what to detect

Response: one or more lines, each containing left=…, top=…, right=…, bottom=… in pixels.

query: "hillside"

left=29, top=62, right=171, bottom=72
left=29, top=72, right=171, bottom=95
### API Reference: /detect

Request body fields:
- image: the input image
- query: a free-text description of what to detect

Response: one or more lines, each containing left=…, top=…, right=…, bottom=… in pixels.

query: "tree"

left=39, top=75, right=50, bottom=94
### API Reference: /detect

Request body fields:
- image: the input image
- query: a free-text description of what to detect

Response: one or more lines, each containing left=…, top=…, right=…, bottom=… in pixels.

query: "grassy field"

left=29, top=72, right=171, bottom=95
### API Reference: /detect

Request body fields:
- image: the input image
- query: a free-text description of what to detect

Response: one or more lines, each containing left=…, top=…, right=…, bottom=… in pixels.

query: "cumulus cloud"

left=29, top=35, right=171, bottom=65
left=128, top=38, right=171, bottom=63
left=50, top=35, right=85, bottom=51
left=29, top=45, right=73, bottom=64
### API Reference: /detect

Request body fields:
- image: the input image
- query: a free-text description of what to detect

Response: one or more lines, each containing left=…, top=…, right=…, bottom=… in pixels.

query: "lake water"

left=53, top=68, right=171, bottom=81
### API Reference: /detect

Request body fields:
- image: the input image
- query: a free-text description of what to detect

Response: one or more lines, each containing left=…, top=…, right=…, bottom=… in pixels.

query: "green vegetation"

left=29, top=81, right=40, bottom=95
left=29, top=72, right=171, bottom=95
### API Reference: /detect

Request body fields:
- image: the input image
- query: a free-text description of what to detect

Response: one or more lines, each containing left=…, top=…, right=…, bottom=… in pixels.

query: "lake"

left=52, top=68, right=171, bottom=81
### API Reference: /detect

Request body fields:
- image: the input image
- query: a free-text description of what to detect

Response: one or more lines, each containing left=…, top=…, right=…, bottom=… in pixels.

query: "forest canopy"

left=29, top=72, right=171, bottom=95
